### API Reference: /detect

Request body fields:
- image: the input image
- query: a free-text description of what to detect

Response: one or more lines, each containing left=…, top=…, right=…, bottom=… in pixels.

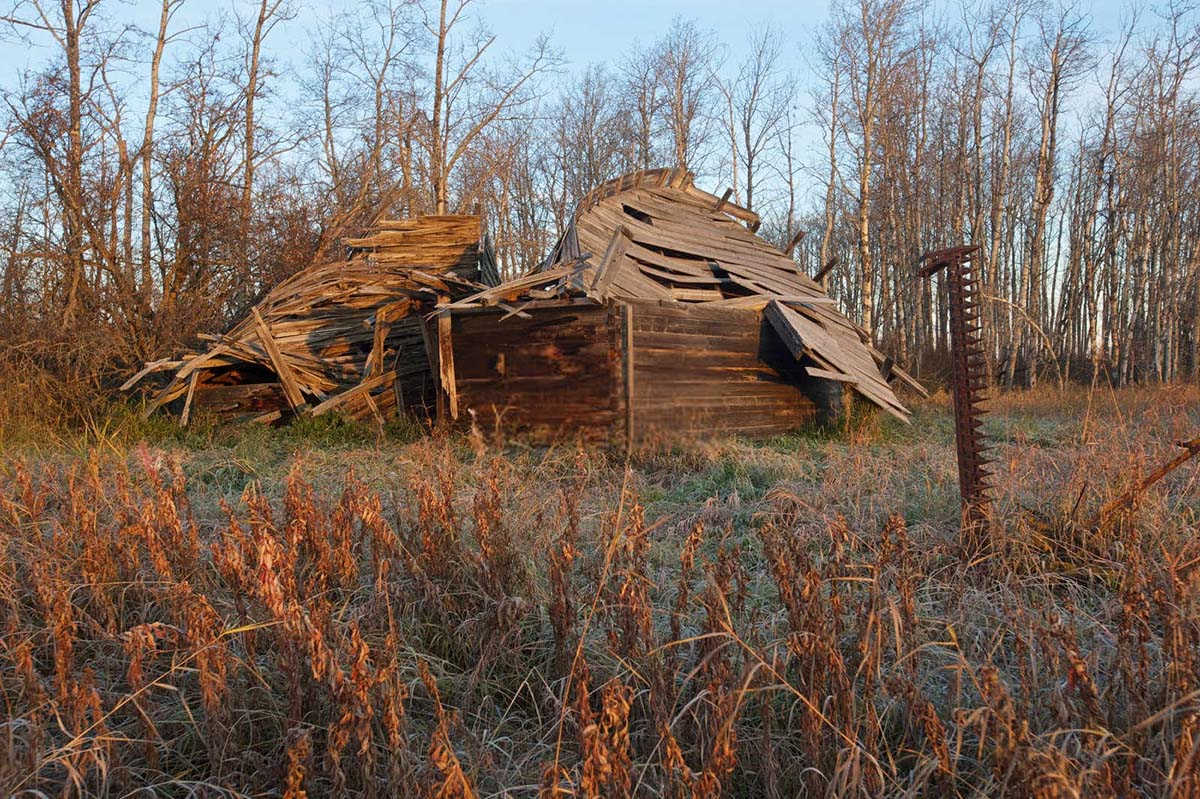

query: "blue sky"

left=0, top=0, right=1138, bottom=86
left=0, top=0, right=1143, bottom=203
left=485, top=0, right=829, bottom=63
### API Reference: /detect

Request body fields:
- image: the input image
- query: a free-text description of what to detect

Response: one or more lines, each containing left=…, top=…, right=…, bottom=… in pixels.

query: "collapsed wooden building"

left=129, top=168, right=923, bottom=441
left=436, top=169, right=923, bottom=441
left=124, top=215, right=499, bottom=425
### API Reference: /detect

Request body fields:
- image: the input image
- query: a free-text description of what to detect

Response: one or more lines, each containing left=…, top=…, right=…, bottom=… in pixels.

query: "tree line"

left=0, top=0, right=1197, bottom=401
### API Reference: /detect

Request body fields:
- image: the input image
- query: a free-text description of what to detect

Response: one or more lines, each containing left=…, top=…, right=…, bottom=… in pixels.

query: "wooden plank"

left=438, top=307, right=459, bottom=419
left=362, top=390, right=385, bottom=427
left=497, top=301, right=533, bottom=320
left=364, top=300, right=408, bottom=379
left=180, top=372, right=199, bottom=427
left=175, top=344, right=230, bottom=381
left=120, top=357, right=182, bottom=391
left=779, top=296, right=837, bottom=306
left=765, top=300, right=841, bottom=365
left=764, top=299, right=909, bottom=421
left=670, top=287, right=725, bottom=302
left=705, top=295, right=770, bottom=310
left=308, top=371, right=396, bottom=416
left=805, top=366, right=858, bottom=383
left=589, top=226, right=632, bottom=299
left=890, top=364, right=929, bottom=398
left=252, top=308, right=306, bottom=411
left=785, top=228, right=806, bottom=255
left=144, top=377, right=193, bottom=416
left=419, top=316, right=443, bottom=420
left=624, top=303, right=635, bottom=452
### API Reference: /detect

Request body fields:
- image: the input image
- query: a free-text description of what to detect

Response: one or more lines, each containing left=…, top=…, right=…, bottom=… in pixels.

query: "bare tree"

left=656, top=17, right=720, bottom=173
left=814, top=23, right=844, bottom=280
left=833, top=0, right=916, bottom=333
left=1016, top=4, right=1091, bottom=384
left=423, top=0, right=557, bottom=214
left=719, top=26, right=792, bottom=212
left=239, top=0, right=290, bottom=274
left=618, top=38, right=660, bottom=171
left=305, top=0, right=419, bottom=258
left=140, top=0, right=185, bottom=301
left=2, top=0, right=104, bottom=321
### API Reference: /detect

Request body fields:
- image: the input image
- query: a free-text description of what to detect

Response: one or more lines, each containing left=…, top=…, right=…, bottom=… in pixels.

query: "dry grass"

left=0, top=383, right=1198, bottom=797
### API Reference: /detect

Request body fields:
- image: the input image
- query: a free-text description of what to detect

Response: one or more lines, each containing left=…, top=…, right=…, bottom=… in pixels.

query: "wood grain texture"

left=133, top=215, right=485, bottom=423
left=625, top=300, right=819, bottom=438
left=448, top=304, right=624, bottom=441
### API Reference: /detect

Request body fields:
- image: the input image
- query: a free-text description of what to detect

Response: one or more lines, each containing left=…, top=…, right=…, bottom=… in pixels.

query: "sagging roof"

left=124, top=215, right=495, bottom=424
left=445, top=168, right=924, bottom=421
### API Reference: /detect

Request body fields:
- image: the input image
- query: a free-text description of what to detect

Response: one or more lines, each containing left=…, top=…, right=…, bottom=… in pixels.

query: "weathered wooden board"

left=765, top=300, right=909, bottom=421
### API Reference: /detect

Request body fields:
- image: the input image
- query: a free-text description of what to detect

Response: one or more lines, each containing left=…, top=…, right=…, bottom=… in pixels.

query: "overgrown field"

left=1, top=385, right=1198, bottom=797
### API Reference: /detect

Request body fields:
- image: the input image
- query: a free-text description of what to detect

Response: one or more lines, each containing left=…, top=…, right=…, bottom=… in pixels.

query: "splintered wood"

left=125, top=215, right=492, bottom=425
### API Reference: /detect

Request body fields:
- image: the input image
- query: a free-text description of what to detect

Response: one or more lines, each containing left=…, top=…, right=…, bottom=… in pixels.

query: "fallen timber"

left=125, top=215, right=498, bottom=425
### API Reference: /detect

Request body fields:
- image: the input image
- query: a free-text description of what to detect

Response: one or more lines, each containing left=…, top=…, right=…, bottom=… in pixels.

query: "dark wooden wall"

left=447, top=302, right=625, bottom=440
left=443, top=299, right=823, bottom=443
left=627, top=300, right=818, bottom=439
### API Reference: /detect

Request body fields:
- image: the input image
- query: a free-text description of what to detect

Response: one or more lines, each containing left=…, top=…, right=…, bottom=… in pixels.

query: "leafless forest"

left=1, top=0, right=1199, bottom=423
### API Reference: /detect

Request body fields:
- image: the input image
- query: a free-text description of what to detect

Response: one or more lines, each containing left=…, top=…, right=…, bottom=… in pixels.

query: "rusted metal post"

left=918, top=245, right=993, bottom=532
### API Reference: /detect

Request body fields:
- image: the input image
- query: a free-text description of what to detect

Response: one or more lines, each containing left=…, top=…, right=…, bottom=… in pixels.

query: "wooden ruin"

left=124, top=215, right=498, bottom=425
left=128, top=169, right=923, bottom=440
left=436, top=169, right=924, bottom=441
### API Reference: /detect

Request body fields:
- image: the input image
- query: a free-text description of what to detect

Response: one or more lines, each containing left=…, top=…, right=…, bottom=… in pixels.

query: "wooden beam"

left=777, top=296, right=837, bottom=306
left=309, top=370, right=396, bottom=416
left=144, top=377, right=192, bottom=417
left=252, top=308, right=306, bottom=411
left=785, top=228, right=806, bottom=256
left=624, top=302, right=635, bottom=453
left=498, top=301, right=533, bottom=320
left=120, top=357, right=182, bottom=391
left=362, top=390, right=385, bottom=428
left=589, top=226, right=632, bottom=300
left=420, top=314, right=444, bottom=420
left=364, top=299, right=411, bottom=379
left=814, top=256, right=838, bottom=283
left=437, top=306, right=459, bottom=420
left=805, top=366, right=857, bottom=383
left=180, top=372, right=199, bottom=427
left=174, top=344, right=229, bottom=381
left=713, top=187, right=733, bottom=213
left=890, top=363, right=929, bottom=398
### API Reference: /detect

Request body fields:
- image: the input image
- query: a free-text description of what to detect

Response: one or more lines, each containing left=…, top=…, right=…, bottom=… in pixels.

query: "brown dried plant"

left=0, top=385, right=1196, bottom=796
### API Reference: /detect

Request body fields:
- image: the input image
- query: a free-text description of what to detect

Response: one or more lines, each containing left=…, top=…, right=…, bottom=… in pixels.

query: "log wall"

left=447, top=302, right=625, bottom=440
left=444, top=299, right=823, bottom=443
left=627, top=300, right=819, bottom=438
